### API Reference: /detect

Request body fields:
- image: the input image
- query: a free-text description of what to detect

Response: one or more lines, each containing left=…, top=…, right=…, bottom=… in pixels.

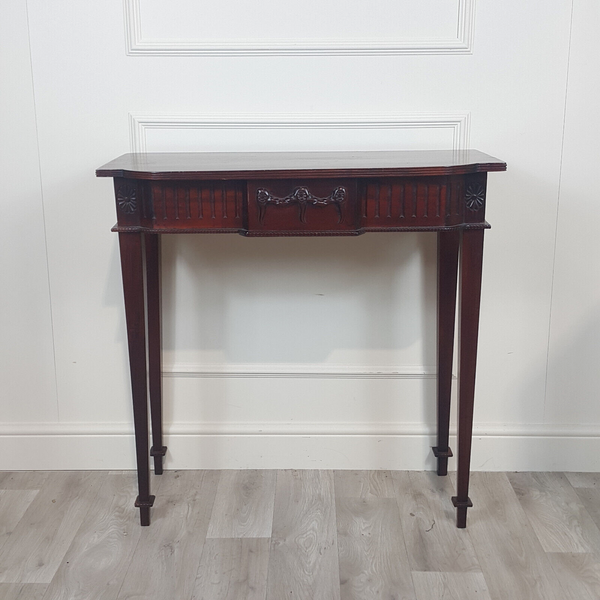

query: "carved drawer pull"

left=257, top=186, right=347, bottom=224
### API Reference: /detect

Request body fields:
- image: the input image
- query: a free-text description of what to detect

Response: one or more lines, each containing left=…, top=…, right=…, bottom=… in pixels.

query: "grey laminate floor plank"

left=546, top=553, right=600, bottom=600
left=565, top=472, right=600, bottom=488
left=573, top=487, right=600, bottom=532
left=6, top=469, right=600, bottom=600
left=466, top=472, right=565, bottom=600
left=0, top=471, right=105, bottom=584
left=191, top=538, right=270, bottom=600
left=336, top=497, right=415, bottom=600
left=392, top=471, right=480, bottom=573
left=0, top=490, right=39, bottom=552
left=0, top=471, right=49, bottom=489
left=334, top=470, right=396, bottom=498
left=411, top=572, right=492, bottom=600
left=266, top=470, right=340, bottom=600
left=508, top=472, right=600, bottom=553
left=206, top=470, right=276, bottom=539
left=41, top=472, right=142, bottom=600
left=116, top=470, right=219, bottom=600
left=0, top=584, right=48, bottom=600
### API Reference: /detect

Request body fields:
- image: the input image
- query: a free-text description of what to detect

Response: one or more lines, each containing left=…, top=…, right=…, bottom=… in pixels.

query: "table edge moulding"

left=96, top=149, right=507, bottom=527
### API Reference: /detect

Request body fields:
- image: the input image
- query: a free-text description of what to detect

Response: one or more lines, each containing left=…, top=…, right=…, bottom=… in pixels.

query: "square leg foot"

left=150, top=446, right=168, bottom=475
left=432, top=446, right=453, bottom=476
left=135, top=495, right=156, bottom=526
left=451, top=496, right=473, bottom=528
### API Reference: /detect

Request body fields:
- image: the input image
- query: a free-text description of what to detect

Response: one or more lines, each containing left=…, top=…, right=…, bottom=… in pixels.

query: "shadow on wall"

left=160, top=232, right=438, bottom=365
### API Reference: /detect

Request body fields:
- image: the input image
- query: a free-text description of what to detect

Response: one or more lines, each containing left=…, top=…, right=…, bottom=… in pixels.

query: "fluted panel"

left=361, top=178, right=448, bottom=228
left=150, top=181, right=244, bottom=230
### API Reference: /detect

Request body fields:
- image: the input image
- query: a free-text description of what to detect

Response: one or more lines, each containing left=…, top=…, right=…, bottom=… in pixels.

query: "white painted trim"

left=128, top=112, right=471, bottom=153
left=2, top=431, right=600, bottom=471
left=163, top=363, right=439, bottom=379
left=124, top=0, right=476, bottom=56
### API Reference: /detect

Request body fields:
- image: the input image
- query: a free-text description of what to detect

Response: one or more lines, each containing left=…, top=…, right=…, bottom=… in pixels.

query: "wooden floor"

left=1, top=470, right=600, bottom=600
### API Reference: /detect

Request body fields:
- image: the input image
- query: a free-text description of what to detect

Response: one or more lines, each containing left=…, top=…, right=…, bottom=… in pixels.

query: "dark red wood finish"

left=145, top=234, right=166, bottom=475
left=433, top=229, right=460, bottom=476
left=98, top=150, right=506, bottom=527
left=117, top=232, right=154, bottom=526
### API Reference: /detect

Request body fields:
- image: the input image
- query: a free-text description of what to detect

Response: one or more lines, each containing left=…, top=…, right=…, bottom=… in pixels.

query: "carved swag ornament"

left=256, top=185, right=347, bottom=224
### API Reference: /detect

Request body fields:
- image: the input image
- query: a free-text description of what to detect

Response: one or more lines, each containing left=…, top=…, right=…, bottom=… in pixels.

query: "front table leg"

left=433, top=230, right=460, bottom=476
left=452, top=229, right=485, bottom=528
left=145, top=234, right=167, bottom=475
left=119, top=232, right=155, bottom=526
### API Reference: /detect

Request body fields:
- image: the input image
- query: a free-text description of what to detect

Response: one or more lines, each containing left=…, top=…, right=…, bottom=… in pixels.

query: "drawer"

left=247, top=179, right=358, bottom=235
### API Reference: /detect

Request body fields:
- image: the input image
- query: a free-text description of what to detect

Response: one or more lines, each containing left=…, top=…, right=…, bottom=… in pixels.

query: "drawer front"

left=247, top=179, right=358, bottom=234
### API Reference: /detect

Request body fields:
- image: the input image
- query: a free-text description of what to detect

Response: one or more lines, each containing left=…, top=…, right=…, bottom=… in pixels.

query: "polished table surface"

left=97, top=150, right=506, bottom=526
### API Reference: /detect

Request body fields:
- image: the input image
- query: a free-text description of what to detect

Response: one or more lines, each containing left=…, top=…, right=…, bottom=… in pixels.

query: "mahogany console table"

left=97, top=150, right=506, bottom=527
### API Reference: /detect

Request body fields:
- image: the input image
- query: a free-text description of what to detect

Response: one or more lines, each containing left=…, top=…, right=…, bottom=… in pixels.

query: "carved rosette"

left=464, top=183, right=485, bottom=212
left=257, top=186, right=347, bottom=224
left=117, top=185, right=137, bottom=215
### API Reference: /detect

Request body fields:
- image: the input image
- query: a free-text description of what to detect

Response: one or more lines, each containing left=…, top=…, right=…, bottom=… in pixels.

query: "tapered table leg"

left=452, top=229, right=485, bottom=528
left=433, top=230, right=460, bottom=476
left=119, top=232, right=154, bottom=526
left=145, top=234, right=167, bottom=475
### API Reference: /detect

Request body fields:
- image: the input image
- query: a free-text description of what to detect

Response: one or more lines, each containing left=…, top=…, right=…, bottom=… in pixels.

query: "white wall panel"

left=0, top=1, right=57, bottom=423
left=545, top=0, right=600, bottom=425
left=21, top=0, right=138, bottom=425
left=463, top=0, right=573, bottom=437
left=2, top=0, right=597, bottom=471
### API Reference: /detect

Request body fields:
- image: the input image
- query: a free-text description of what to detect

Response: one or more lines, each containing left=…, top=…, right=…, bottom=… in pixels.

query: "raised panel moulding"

left=124, top=0, right=476, bottom=56
left=163, top=363, right=439, bottom=379
left=128, top=113, right=471, bottom=154
left=3, top=422, right=600, bottom=438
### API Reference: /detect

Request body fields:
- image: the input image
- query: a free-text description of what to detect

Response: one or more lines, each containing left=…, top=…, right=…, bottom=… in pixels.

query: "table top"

left=96, top=150, right=506, bottom=180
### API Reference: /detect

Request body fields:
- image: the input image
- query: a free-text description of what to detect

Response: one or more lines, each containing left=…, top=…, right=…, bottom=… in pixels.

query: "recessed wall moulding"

left=124, top=0, right=476, bottom=56
left=127, top=113, right=471, bottom=154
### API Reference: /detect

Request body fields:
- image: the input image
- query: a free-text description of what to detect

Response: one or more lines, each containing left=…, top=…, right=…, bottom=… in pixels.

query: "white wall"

left=1, top=0, right=598, bottom=471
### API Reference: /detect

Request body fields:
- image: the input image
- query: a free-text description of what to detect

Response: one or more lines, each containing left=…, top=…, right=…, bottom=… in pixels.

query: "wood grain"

left=466, top=472, right=564, bottom=600
left=565, top=472, right=600, bottom=488
left=336, top=497, right=415, bottom=600
left=392, top=471, right=480, bottom=573
left=0, top=584, right=47, bottom=600
left=3, top=469, right=597, bottom=599
left=191, top=538, right=270, bottom=600
left=0, top=490, right=39, bottom=552
left=412, top=572, right=492, bottom=600
left=206, top=470, right=276, bottom=538
left=0, top=472, right=49, bottom=489
left=0, top=471, right=104, bottom=584
left=334, top=470, right=396, bottom=498
left=41, top=472, right=142, bottom=600
left=267, top=470, right=340, bottom=600
left=508, top=472, right=600, bottom=553
left=545, top=553, right=600, bottom=600
left=116, top=470, right=219, bottom=600
left=97, top=150, right=507, bottom=180
left=573, top=487, right=600, bottom=531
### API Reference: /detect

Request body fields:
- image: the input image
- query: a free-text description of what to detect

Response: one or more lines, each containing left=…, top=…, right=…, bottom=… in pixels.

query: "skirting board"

left=2, top=428, right=600, bottom=472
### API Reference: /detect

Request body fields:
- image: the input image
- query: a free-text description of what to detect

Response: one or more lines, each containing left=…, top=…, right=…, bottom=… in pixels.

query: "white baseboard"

left=1, top=422, right=600, bottom=472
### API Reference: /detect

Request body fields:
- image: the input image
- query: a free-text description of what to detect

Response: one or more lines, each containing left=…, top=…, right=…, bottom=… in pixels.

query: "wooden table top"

left=96, top=150, right=507, bottom=180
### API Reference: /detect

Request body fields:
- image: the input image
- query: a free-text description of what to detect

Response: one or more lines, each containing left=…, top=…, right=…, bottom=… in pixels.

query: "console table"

left=96, top=150, right=506, bottom=527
